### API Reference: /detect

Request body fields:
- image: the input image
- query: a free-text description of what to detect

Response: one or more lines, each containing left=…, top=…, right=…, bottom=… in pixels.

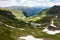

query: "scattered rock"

left=43, top=27, right=60, bottom=35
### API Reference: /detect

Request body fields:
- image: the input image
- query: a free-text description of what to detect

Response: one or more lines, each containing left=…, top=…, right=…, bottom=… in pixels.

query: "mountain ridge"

left=1, top=6, right=49, bottom=17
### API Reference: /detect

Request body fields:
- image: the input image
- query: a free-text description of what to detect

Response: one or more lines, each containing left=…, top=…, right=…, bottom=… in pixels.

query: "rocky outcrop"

left=47, top=5, right=60, bottom=16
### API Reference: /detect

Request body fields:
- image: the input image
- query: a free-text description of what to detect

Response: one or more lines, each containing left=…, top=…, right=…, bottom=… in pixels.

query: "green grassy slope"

left=27, top=9, right=49, bottom=22
left=0, top=8, right=26, bottom=21
left=0, top=8, right=60, bottom=40
left=0, top=9, right=32, bottom=40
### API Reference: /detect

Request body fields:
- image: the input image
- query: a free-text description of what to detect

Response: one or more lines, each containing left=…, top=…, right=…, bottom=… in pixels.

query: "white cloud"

left=18, top=0, right=60, bottom=7
left=0, top=0, right=60, bottom=7
left=19, top=1, right=42, bottom=7
left=0, top=0, right=18, bottom=7
left=55, top=0, right=60, bottom=2
left=18, top=0, right=48, bottom=7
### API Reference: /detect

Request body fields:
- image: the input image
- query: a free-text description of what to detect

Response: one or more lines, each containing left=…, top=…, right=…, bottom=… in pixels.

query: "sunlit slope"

left=0, top=8, right=32, bottom=40
left=0, top=8, right=26, bottom=21
left=27, top=9, right=49, bottom=22
left=0, top=8, right=49, bottom=22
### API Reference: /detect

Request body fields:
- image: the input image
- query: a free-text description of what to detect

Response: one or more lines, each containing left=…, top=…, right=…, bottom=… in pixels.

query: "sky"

left=0, top=0, right=60, bottom=7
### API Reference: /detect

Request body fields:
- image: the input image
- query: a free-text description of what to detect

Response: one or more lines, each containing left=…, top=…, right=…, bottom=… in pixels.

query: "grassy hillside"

left=0, top=7, right=60, bottom=40
left=0, top=8, right=26, bottom=21
left=32, top=8, right=60, bottom=26
left=27, top=9, right=49, bottom=22
left=0, top=9, right=32, bottom=40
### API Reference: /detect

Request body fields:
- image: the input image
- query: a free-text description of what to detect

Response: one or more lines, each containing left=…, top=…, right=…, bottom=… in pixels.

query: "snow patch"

left=18, top=35, right=43, bottom=40
left=50, top=20, right=57, bottom=28
left=31, top=22, right=41, bottom=28
left=43, top=27, right=60, bottom=35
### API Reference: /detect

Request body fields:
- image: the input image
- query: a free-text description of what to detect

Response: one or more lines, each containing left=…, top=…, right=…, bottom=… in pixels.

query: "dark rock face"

left=47, top=26, right=58, bottom=31
left=47, top=5, right=60, bottom=16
